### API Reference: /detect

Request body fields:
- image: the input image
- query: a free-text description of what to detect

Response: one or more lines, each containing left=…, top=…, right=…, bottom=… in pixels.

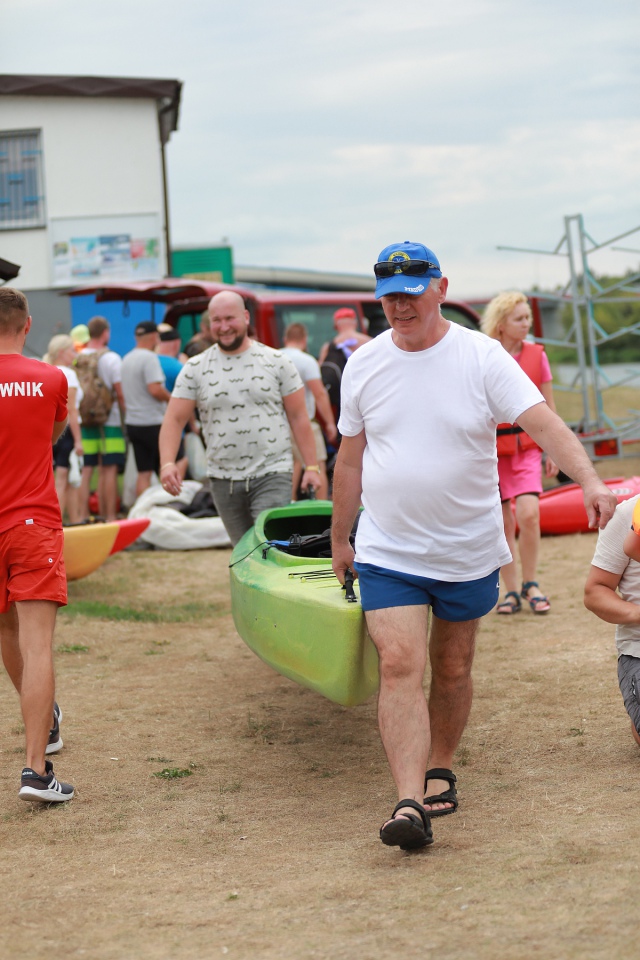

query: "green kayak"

left=229, top=500, right=379, bottom=707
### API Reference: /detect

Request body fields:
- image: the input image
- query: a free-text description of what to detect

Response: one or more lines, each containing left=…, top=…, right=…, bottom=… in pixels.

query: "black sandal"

left=423, top=768, right=458, bottom=817
left=521, top=581, right=550, bottom=614
left=380, top=799, right=433, bottom=850
left=497, top=591, right=522, bottom=614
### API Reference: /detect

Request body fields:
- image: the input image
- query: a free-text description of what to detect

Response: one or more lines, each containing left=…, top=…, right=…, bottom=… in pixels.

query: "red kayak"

left=537, top=476, right=640, bottom=535
left=109, top=517, right=151, bottom=555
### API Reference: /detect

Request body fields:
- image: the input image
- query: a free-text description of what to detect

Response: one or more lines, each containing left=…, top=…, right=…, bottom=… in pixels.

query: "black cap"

left=159, top=327, right=181, bottom=342
left=134, top=321, right=158, bottom=337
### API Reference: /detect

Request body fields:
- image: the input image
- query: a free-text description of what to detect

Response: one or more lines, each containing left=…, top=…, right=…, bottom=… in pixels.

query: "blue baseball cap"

left=374, top=241, right=442, bottom=299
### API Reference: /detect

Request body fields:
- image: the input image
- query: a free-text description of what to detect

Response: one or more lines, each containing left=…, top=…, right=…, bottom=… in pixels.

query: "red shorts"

left=0, top=523, right=67, bottom=614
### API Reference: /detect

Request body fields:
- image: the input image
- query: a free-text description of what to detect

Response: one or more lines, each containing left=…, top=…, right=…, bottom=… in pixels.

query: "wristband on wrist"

left=305, top=465, right=321, bottom=473
left=160, top=463, right=175, bottom=474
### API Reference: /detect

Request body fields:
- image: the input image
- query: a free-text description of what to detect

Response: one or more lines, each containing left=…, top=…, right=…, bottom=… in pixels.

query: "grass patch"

left=59, top=600, right=225, bottom=623
left=219, top=780, right=242, bottom=795
left=57, top=643, right=90, bottom=654
left=245, top=712, right=275, bottom=742
left=153, top=767, right=193, bottom=780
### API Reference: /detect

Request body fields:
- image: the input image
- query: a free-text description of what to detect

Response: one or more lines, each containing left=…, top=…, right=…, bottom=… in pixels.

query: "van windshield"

left=274, top=304, right=362, bottom=360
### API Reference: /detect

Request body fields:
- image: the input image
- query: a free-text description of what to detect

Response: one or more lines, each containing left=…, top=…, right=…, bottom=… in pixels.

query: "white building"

left=0, top=74, right=182, bottom=353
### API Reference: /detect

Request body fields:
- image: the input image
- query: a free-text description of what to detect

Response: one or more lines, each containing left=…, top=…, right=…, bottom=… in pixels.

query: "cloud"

left=2, top=0, right=639, bottom=296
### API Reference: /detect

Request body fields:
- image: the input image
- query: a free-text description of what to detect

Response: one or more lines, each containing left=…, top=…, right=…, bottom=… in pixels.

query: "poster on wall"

left=51, top=215, right=163, bottom=286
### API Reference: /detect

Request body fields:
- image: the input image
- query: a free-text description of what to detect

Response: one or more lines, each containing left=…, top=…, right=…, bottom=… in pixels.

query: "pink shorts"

left=498, top=447, right=543, bottom=502
left=0, top=523, right=67, bottom=614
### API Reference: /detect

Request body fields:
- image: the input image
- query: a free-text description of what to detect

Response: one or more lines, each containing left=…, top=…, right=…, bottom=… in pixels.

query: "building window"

left=0, top=130, right=46, bottom=229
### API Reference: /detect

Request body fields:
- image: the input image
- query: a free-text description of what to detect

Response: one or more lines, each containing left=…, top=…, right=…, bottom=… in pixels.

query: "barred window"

left=0, top=130, right=46, bottom=229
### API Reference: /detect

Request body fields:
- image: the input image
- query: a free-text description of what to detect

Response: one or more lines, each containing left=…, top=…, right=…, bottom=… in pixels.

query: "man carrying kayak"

left=331, top=241, right=617, bottom=851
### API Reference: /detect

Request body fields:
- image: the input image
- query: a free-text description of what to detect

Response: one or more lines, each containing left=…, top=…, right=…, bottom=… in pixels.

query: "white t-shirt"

left=59, top=365, right=83, bottom=413
left=591, top=495, right=640, bottom=657
left=338, top=324, right=544, bottom=580
left=281, top=347, right=322, bottom=419
left=82, top=347, right=122, bottom=428
left=172, top=340, right=303, bottom=480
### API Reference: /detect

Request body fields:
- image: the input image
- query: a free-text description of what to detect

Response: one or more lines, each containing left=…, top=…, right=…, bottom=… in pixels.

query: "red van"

left=68, top=279, right=482, bottom=358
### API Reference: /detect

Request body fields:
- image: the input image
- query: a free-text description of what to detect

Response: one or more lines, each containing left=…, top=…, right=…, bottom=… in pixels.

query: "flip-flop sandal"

left=423, top=768, right=458, bottom=817
left=521, top=581, right=551, bottom=614
left=496, top=592, right=522, bottom=615
left=380, top=799, right=433, bottom=850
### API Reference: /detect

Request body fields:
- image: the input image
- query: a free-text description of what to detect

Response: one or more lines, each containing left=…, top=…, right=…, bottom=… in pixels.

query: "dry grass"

left=1, top=538, right=639, bottom=960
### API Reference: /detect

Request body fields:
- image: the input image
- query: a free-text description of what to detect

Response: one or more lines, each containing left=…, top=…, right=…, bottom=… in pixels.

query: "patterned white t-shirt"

left=172, top=341, right=303, bottom=480
left=591, top=494, right=640, bottom=657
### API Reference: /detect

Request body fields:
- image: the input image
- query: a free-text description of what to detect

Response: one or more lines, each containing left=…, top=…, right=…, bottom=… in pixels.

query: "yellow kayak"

left=63, top=523, right=119, bottom=581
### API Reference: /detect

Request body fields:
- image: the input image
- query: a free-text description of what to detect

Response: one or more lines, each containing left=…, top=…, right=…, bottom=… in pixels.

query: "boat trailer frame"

left=499, top=213, right=640, bottom=462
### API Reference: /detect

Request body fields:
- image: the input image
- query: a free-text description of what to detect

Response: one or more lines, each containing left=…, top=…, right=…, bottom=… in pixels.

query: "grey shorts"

left=617, top=655, right=640, bottom=734
left=209, top=472, right=292, bottom=547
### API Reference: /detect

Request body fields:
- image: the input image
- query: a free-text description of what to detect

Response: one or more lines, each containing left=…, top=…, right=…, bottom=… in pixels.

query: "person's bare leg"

left=500, top=500, right=519, bottom=595
left=78, top=464, right=94, bottom=521
left=54, top=467, right=69, bottom=520
left=365, top=604, right=430, bottom=823
left=100, top=464, right=120, bottom=522
left=15, top=600, right=58, bottom=775
left=425, top=615, right=478, bottom=811
left=291, top=460, right=303, bottom=500
left=135, top=470, right=153, bottom=499
left=65, top=483, right=81, bottom=524
left=317, top=462, right=329, bottom=500
left=516, top=494, right=544, bottom=598
left=0, top=603, right=22, bottom=693
left=177, top=456, right=189, bottom=481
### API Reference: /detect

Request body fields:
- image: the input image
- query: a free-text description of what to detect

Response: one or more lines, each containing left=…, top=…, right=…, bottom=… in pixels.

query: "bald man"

left=159, top=291, right=321, bottom=545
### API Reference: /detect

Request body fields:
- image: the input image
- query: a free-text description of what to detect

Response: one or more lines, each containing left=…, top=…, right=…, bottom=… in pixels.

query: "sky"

left=2, top=0, right=640, bottom=298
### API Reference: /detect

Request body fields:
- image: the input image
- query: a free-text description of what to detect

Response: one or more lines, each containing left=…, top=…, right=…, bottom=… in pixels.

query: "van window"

left=362, top=302, right=389, bottom=337
left=274, top=304, right=361, bottom=359
left=363, top=302, right=479, bottom=336
left=176, top=312, right=200, bottom=345
left=441, top=305, right=478, bottom=331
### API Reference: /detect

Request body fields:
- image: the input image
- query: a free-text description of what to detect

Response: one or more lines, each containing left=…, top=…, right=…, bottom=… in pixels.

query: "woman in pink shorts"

left=482, top=292, right=558, bottom=614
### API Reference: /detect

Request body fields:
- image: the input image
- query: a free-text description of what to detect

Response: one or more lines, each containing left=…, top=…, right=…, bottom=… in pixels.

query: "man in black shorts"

left=121, top=322, right=172, bottom=498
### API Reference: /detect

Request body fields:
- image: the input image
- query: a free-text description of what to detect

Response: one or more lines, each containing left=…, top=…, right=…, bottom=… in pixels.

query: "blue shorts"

left=353, top=562, right=500, bottom=622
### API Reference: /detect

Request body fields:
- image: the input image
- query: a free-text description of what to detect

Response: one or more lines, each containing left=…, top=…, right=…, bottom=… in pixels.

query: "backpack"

left=75, top=349, right=114, bottom=427
left=320, top=342, right=350, bottom=423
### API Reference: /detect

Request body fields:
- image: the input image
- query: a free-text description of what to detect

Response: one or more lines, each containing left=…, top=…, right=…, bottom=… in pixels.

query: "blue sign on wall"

left=69, top=294, right=167, bottom=357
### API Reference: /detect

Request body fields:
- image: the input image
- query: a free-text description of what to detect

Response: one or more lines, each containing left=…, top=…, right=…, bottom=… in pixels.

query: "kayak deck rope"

left=288, top=569, right=334, bottom=578
left=288, top=568, right=359, bottom=603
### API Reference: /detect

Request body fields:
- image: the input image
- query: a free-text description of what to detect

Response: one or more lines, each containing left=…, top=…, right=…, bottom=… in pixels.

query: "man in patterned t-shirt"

left=159, top=291, right=321, bottom=545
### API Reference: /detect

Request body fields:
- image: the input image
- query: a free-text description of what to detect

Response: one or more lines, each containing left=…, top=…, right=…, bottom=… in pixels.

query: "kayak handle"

left=343, top=568, right=357, bottom=603
left=306, top=484, right=317, bottom=501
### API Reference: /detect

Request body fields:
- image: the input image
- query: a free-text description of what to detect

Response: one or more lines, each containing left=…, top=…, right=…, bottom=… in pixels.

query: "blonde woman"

left=44, top=335, right=84, bottom=523
left=481, top=292, right=558, bottom=614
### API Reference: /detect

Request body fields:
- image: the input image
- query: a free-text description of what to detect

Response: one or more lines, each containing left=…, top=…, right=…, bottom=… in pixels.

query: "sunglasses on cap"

left=374, top=259, right=440, bottom=279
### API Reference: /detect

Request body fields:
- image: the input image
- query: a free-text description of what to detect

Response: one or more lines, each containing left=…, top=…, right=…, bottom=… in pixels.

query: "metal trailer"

left=499, top=213, right=640, bottom=462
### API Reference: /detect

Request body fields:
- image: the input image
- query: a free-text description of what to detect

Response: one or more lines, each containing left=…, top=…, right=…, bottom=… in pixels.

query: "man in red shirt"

left=0, top=288, right=74, bottom=803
